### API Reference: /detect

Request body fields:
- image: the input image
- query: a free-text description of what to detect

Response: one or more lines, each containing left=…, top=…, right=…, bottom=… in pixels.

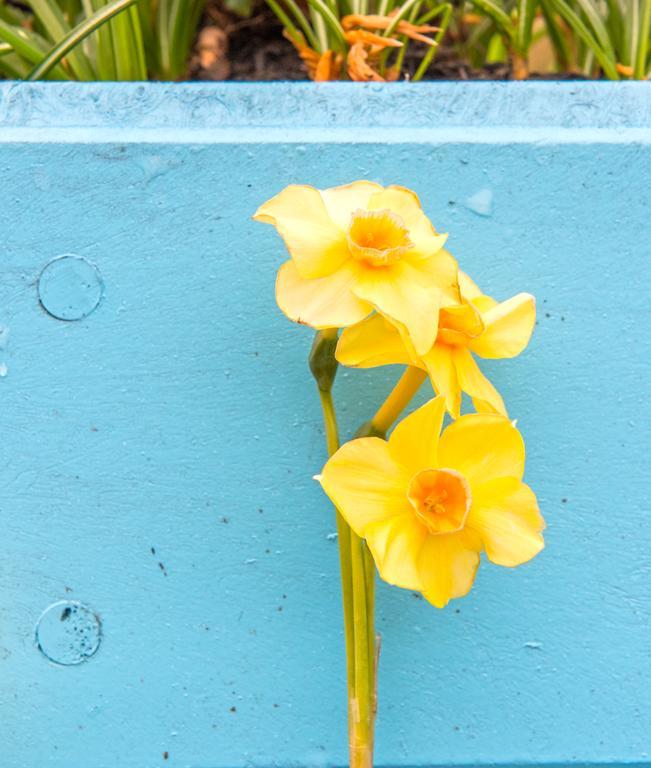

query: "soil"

left=191, top=4, right=588, bottom=81
left=192, top=5, right=512, bottom=81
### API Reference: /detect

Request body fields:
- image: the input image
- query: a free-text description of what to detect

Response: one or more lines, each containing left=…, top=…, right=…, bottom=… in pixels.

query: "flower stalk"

left=356, top=365, right=427, bottom=439
left=312, top=331, right=430, bottom=767
left=312, top=328, right=376, bottom=768
left=369, top=366, right=427, bottom=435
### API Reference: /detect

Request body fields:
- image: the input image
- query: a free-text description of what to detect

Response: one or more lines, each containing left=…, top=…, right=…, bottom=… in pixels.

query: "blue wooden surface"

left=0, top=82, right=650, bottom=768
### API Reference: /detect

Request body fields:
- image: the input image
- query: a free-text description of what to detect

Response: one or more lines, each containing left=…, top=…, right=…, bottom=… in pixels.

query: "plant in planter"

left=462, top=0, right=651, bottom=78
left=0, top=0, right=649, bottom=80
left=0, top=0, right=204, bottom=79
left=255, top=180, right=546, bottom=767
left=543, top=0, right=651, bottom=78
left=463, top=0, right=539, bottom=78
left=264, top=0, right=452, bottom=80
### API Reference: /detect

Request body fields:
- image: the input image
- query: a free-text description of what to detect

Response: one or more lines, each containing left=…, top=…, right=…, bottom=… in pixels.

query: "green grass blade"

left=0, top=19, right=69, bottom=77
left=0, top=51, right=35, bottom=77
left=266, top=0, right=319, bottom=52
left=309, top=3, right=329, bottom=50
left=128, top=4, right=147, bottom=77
left=82, top=0, right=117, bottom=79
left=305, top=0, right=347, bottom=49
left=0, top=2, right=30, bottom=25
left=132, top=0, right=154, bottom=72
left=383, top=0, right=421, bottom=37
left=136, top=0, right=154, bottom=55
left=626, top=0, right=639, bottom=68
left=27, top=0, right=138, bottom=80
left=108, top=3, right=146, bottom=79
left=467, top=0, right=514, bottom=38
left=582, top=45, right=595, bottom=75
left=486, top=30, right=508, bottom=60
left=635, top=0, right=651, bottom=76
left=377, top=0, right=391, bottom=16
left=168, top=0, right=189, bottom=77
left=266, top=0, right=304, bottom=42
left=79, top=0, right=99, bottom=61
left=412, top=1, right=451, bottom=79
left=156, top=0, right=172, bottom=77
left=29, top=0, right=95, bottom=78
left=539, top=0, right=572, bottom=71
left=603, top=0, right=623, bottom=55
left=545, top=0, right=619, bottom=77
left=60, top=0, right=81, bottom=26
left=463, top=15, right=496, bottom=66
left=282, top=0, right=320, bottom=49
left=571, top=0, right=617, bottom=60
left=166, top=0, right=204, bottom=79
left=378, top=0, right=424, bottom=75
left=515, top=0, right=536, bottom=53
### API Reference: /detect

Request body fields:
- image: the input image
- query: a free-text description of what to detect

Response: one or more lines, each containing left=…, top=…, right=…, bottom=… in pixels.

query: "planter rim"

left=1, top=81, right=650, bottom=143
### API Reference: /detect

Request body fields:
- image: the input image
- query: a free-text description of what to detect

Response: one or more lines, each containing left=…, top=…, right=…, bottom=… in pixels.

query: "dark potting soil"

left=191, top=5, right=513, bottom=81
left=191, top=5, right=588, bottom=82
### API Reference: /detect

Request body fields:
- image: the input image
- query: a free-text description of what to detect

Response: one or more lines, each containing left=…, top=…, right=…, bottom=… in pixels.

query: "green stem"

left=363, top=539, right=376, bottom=713
left=313, top=330, right=374, bottom=768
left=368, top=365, right=427, bottom=437
left=349, top=530, right=373, bottom=768
left=319, top=387, right=355, bottom=701
left=314, top=346, right=427, bottom=768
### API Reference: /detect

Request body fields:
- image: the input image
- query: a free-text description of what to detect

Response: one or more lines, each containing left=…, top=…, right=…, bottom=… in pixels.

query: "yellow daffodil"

left=319, top=397, right=544, bottom=608
left=254, top=182, right=459, bottom=356
left=337, top=271, right=535, bottom=418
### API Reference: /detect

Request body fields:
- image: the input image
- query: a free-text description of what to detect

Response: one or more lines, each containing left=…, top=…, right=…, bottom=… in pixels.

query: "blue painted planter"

left=0, top=81, right=650, bottom=768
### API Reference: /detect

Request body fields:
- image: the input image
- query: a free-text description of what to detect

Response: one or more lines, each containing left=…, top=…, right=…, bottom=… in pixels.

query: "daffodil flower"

left=254, top=181, right=459, bottom=356
left=337, top=272, right=535, bottom=418
left=319, top=397, right=544, bottom=608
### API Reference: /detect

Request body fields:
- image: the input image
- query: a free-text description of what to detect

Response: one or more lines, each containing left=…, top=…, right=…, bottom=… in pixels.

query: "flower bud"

left=309, top=330, right=339, bottom=392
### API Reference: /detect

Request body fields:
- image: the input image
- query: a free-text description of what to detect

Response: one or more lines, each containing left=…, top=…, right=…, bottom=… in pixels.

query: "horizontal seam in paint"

left=0, top=127, right=650, bottom=145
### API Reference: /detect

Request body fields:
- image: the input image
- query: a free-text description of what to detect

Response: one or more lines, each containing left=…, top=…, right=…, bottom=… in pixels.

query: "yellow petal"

left=458, top=272, right=498, bottom=312
left=364, top=512, right=427, bottom=590
left=276, top=260, right=371, bottom=329
left=458, top=270, right=482, bottom=300
left=367, top=186, right=448, bottom=258
left=421, top=344, right=461, bottom=418
left=470, top=294, right=499, bottom=313
left=321, top=181, right=383, bottom=230
left=437, top=413, right=525, bottom=484
left=417, top=530, right=480, bottom=608
left=320, top=437, right=411, bottom=536
left=352, top=260, right=441, bottom=356
left=452, top=347, right=507, bottom=416
left=408, top=248, right=460, bottom=304
left=468, top=477, right=545, bottom=566
left=388, top=396, right=446, bottom=474
left=337, top=313, right=413, bottom=368
left=470, top=293, right=536, bottom=359
left=254, top=185, right=348, bottom=278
